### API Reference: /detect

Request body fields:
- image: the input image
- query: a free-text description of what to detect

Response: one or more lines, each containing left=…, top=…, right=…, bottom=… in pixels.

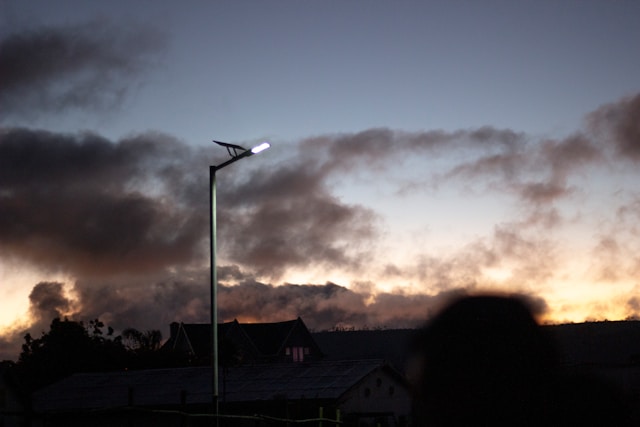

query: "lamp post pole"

left=209, top=141, right=270, bottom=423
left=209, top=163, right=219, bottom=420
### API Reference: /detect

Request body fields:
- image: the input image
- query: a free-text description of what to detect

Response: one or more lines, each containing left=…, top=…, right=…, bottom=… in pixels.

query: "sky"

left=1, top=0, right=640, bottom=360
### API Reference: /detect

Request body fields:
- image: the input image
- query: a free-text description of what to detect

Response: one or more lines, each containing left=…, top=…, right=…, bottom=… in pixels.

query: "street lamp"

left=209, top=140, right=270, bottom=419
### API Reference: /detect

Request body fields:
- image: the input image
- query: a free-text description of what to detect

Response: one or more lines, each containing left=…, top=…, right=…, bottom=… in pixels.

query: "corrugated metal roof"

left=222, top=359, right=385, bottom=401
left=33, top=360, right=388, bottom=412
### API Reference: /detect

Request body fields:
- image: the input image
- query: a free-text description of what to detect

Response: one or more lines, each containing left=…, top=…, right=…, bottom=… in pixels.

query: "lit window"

left=292, top=346, right=304, bottom=362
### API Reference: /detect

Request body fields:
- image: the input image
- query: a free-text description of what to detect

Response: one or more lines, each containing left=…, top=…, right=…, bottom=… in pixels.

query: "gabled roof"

left=164, top=317, right=321, bottom=360
left=236, top=317, right=321, bottom=357
left=32, top=360, right=396, bottom=412
left=239, top=319, right=300, bottom=355
left=166, top=323, right=211, bottom=357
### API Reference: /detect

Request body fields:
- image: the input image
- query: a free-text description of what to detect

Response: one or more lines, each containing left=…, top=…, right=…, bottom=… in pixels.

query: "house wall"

left=338, top=368, right=411, bottom=426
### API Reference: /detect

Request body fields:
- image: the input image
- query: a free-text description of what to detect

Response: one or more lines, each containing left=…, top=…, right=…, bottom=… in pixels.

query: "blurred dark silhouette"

left=409, top=295, right=635, bottom=427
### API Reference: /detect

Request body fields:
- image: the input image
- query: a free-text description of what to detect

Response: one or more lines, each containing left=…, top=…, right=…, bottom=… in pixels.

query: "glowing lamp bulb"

left=251, top=142, right=270, bottom=154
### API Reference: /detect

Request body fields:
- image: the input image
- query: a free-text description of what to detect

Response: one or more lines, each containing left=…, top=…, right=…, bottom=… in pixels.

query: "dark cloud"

left=219, top=280, right=548, bottom=330
left=219, top=280, right=471, bottom=330
left=70, top=273, right=210, bottom=332
left=0, top=282, right=74, bottom=361
left=520, top=133, right=601, bottom=205
left=220, top=164, right=379, bottom=278
left=490, top=224, right=557, bottom=282
left=627, top=296, right=640, bottom=318
left=443, top=131, right=602, bottom=207
left=412, top=254, right=481, bottom=292
left=518, top=181, right=570, bottom=204
left=217, top=129, right=531, bottom=280
left=0, top=20, right=165, bottom=119
left=0, top=274, right=551, bottom=361
left=219, top=281, right=364, bottom=328
left=540, top=133, right=602, bottom=172
left=0, top=125, right=387, bottom=280
left=522, top=207, right=563, bottom=229
left=301, top=126, right=527, bottom=178
left=0, top=274, right=211, bottom=361
left=78, top=276, right=427, bottom=335
left=445, top=151, right=526, bottom=185
left=388, top=221, right=558, bottom=295
left=589, top=194, right=640, bottom=284
left=29, top=281, right=72, bottom=324
left=589, top=211, right=640, bottom=285
left=4, top=90, right=627, bottom=279
left=588, top=93, right=640, bottom=162
left=363, top=290, right=461, bottom=329
left=0, top=128, right=207, bottom=276
left=521, top=134, right=603, bottom=205
left=616, top=196, right=640, bottom=222
left=300, top=125, right=604, bottom=221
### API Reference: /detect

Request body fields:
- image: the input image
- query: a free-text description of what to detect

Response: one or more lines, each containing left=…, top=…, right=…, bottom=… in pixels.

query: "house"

left=163, top=317, right=323, bottom=365
left=30, top=360, right=411, bottom=427
left=27, top=318, right=412, bottom=426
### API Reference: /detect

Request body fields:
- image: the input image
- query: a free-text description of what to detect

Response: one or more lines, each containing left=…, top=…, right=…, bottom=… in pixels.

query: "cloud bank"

left=0, top=20, right=165, bottom=120
left=1, top=21, right=640, bottom=361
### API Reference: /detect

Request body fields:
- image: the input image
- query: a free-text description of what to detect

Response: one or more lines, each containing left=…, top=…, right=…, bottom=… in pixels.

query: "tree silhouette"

left=122, top=328, right=163, bottom=352
left=13, top=317, right=129, bottom=392
left=119, top=327, right=179, bottom=368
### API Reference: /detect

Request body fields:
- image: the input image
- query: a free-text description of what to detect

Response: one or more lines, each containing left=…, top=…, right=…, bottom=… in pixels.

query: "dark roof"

left=32, top=360, right=393, bottom=413
left=240, top=319, right=300, bottom=355
left=313, top=329, right=417, bottom=373
left=177, top=324, right=211, bottom=356
left=222, top=359, right=394, bottom=402
left=33, top=367, right=209, bottom=412
left=165, top=318, right=316, bottom=359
